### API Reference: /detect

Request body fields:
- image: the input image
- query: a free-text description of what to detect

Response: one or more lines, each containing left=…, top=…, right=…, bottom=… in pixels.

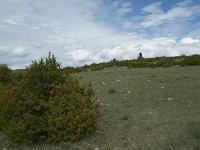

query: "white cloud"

left=188, top=27, right=200, bottom=38
left=62, top=34, right=200, bottom=66
left=117, top=1, right=133, bottom=16
left=0, top=45, right=30, bottom=68
left=66, top=50, right=92, bottom=62
left=123, top=21, right=134, bottom=29
left=3, top=19, right=18, bottom=25
left=180, top=37, right=199, bottom=44
left=0, top=25, right=6, bottom=28
left=142, top=2, right=162, bottom=14
left=111, top=0, right=121, bottom=8
left=0, top=45, right=9, bottom=56
left=12, top=47, right=28, bottom=57
left=2, top=16, right=23, bottom=25
left=141, top=1, right=200, bottom=28
left=121, top=1, right=132, bottom=8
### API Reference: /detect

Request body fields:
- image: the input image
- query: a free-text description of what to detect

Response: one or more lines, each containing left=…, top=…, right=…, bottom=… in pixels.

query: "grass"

left=1, top=66, right=200, bottom=149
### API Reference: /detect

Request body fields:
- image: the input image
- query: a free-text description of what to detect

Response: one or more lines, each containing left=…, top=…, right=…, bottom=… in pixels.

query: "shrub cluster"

left=0, top=53, right=98, bottom=144
left=71, top=54, right=200, bottom=72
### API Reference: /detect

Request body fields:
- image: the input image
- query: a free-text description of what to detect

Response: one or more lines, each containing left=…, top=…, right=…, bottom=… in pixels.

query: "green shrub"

left=183, top=55, right=200, bottom=66
left=108, top=87, right=116, bottom=94
left=121, top=115, right=129, bottom=121
left=0, top=53, right=98, bottom=144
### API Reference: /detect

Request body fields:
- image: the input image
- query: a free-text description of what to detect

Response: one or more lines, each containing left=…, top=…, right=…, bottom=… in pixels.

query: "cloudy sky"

left=0, top=0, right=200, bottom=69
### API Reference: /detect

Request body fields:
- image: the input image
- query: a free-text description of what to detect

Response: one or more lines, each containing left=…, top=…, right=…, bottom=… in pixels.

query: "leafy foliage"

left=0, top=53, right=98, bottom=144
left=0, top=64, right=12, bottom=85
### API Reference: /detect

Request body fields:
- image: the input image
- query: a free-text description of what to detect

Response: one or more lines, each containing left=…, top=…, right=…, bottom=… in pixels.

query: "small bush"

left=108, top=87, right=116, bottom=94
left=121, top=115, right=129, bottom=121
left=0, top=53, right=98, bottom=144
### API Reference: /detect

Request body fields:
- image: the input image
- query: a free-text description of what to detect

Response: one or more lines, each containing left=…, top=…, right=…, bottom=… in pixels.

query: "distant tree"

left=138, top=52, right=144, bottom=59
left=111, top=58, right=117, bottom=62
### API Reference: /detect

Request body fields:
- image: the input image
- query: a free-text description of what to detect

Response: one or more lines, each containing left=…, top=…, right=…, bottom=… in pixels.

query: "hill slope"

left=1, top=66, right=200, bottom=149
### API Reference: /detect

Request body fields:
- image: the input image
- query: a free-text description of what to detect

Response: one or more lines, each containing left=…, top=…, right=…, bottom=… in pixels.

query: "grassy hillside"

left=1, top=66, right=200, bottom=149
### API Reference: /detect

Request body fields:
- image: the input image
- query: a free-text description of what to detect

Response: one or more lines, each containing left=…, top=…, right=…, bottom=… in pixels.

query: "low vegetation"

left=63, top=54, right=200, bottom=73
left=0, top=54, right=200, bottom=149
left=108, top=87, right=116, bottom=94
left=0, top=64, right=12, bottom=85
left=0, top=53, right=98, bottom=144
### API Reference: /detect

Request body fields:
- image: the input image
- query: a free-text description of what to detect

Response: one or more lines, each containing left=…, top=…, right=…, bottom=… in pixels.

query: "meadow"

left=1, top=65, right=200, bottom=150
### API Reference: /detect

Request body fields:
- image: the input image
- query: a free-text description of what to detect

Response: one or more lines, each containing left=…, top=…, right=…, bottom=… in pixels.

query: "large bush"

left=0, top=53, right=98, bottom=144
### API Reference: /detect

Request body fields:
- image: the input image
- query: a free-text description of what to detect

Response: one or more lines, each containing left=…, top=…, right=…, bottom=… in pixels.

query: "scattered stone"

left=128, top=90, right=131, bottom=94
left=102, top=81, right=105, bottom=85
left=116, top=79, right=121, bottom=82
left=144, top=108, right=157, bottom=116
left=161, top=86, right=164, bottom=89
left=168, top=97, right=172, bottom=101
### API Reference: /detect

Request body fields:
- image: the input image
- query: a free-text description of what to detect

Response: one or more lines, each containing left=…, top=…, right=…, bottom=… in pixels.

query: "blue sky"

left=0, top=0, right=200, bottom=68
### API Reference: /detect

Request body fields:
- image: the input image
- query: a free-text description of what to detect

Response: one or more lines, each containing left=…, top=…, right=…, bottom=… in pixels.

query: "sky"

left=0, top=0, right=200, bottom=69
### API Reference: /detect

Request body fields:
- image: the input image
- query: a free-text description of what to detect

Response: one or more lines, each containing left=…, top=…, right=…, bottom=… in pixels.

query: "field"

left=1, top=66, right=200, bottom=150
